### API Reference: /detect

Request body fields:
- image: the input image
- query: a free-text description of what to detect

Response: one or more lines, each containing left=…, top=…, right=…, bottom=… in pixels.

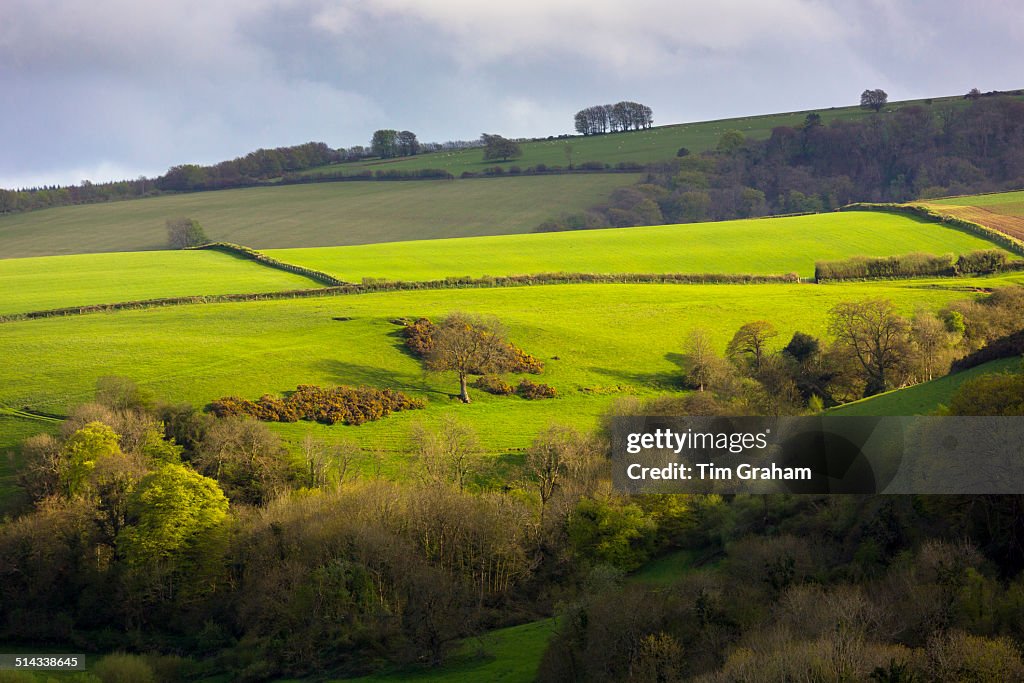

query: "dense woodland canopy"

left=541, top=95, right=1024, bottom=230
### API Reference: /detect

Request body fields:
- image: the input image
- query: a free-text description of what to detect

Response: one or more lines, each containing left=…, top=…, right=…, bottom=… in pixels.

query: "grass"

left=336, top=618, right=559, bottom=683
left=0, top=278, right=1012, bottom=459
left=828, top=356, right=1023, bottom=416
left=0, top=250, right=319, bottom=315
left=0, top=175, right=637, bottom=258
left=305, top=95, right=986, bottom=177
left=266, top=212, right=1009, bottom=282
left=930, top=189, right=1024, bottom=216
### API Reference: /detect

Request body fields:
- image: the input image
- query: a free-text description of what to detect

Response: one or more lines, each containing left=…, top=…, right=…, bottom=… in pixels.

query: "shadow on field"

left=315, top=359, right=448, bottom=397
left=589, top=365, right=685, bottom=391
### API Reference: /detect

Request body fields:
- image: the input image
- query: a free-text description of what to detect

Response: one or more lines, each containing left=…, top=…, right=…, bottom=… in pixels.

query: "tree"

left=526, top=425, right=600, bottom=525
left=910, top=308, right=956, bottom=381
left=61, top=421, right=122, bottom=497
left=397, top=130, right=420, bottom=156
left=426, top=312, right=516, bottom=403
left=683, top=328, right=719, bottom=392
left=947, top=372, right=1024, bottom=416
left=828, top=299, right=910, bottom=396
left=726, top=321, right=779, bottom=374
left=860, top=88, right=888, bottom=112
left=166, top=217, right=208, bottom=249
left=371, top=129, right=399, bottom=158
left=195, top=416, right=290, bottom=505
left=410, top=415, right=480, bottom=490
left=717, top=129, right=746, bottom=153
left=481, top=134, right=522, bottom=162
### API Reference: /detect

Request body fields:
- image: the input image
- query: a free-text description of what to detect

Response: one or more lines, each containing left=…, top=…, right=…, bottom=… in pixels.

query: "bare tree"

left=526, top=425, right=600, bottom=525
left=683, top=328, right=719, bottom=392
left=410, top=416, right=481, bottom=491
left=828, top=299, right=910, bottom=396
left=426, top=312, right=515, bottom=403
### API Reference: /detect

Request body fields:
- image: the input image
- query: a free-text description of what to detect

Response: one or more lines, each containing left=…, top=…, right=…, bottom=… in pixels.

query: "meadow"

left=0, top=175, right=636, bottom=258
left=305, top=96, right=980, bottom=177
left=1, top=278, right=1013, bottom=460
left=0, top=250, right=319, bottom=315
left=828, top=356, right=1023, bottom=416
left=266, top=212, right=1006, bottom=282
left=930, top=189, right=1024, bottom=216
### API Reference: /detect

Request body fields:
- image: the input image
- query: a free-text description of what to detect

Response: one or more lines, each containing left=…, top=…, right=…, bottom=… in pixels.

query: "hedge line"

left=814, top=250, right=1024, bottom=282
left=950, top=329, right=1024, bottom=373
left=0, top=271, right=801, bottom=323
left=190, top=242, right=347, bottom=286
left=840, top=202, right=1024, bottom=258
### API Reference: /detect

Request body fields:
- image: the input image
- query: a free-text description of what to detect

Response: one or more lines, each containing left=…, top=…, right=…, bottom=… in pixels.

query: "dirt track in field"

left=919, top=203, right=1024, bottom=241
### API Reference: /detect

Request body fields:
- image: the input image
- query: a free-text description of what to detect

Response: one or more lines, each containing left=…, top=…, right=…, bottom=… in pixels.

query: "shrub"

left=473, top=375, right=514, bottom=395
left=517, top=379, right=557, bottom=399
left=210, top=385, right=426, bottom=425
left=93, top=653, right=156, bottom=683
left=403, top=317, right=435, bottom=357
left=956, top=249, right=1008, bottom=274
left=578, top=160, right=606, bottom=170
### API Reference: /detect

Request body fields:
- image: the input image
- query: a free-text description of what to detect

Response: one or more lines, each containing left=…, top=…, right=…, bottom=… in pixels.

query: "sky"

left=2, top=0, right=1023, bottom=189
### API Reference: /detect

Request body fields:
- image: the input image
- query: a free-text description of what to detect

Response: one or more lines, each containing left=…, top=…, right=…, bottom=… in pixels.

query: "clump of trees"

left=370, top=129, right=420, bottom=158
left=165, top=217, right=208, bottom=249
left=860, top=87, right=889, bottom=112
left=210, top=384, right=425, bottom=425
left=574, top=101, right=654, bottom=135
left=481, top=133, right=522, bottom=162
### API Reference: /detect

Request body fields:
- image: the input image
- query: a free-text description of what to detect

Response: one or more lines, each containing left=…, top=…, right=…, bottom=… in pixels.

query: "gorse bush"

left=210, top=385, right=425, bottom=425
left=517, top=379, right=557, bottom=399
left=473, top=374, right=514, bottom=395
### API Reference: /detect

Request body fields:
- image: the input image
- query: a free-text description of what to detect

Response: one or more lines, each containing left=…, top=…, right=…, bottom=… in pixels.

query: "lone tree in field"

left=481, top=134, right=522, bottom=162
left=726, top=320, right=779, bottom=374
left=166, top=217, right=208, bottom=249
left=860, top=88, right=888, bottom=112
left=828, top=298, right=909, bottom=396
left=426, top=312, right=515, bottom=403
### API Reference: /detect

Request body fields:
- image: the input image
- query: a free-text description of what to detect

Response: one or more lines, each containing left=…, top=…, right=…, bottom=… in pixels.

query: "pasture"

left=266, top=212, right=1008, bottom=282
left=0, top=250, right=318, bottom=315
left=828, top=356, right=1023, bottom=416
left=0, top=279, right=1010, bottom=459
left=0, top=175, right=636, bottom=258
left=305, top=96, right=978, bottom=177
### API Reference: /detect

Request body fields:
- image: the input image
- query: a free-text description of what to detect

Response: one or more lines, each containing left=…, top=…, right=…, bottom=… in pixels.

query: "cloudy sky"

left=2, top=0, right=1023, bottom=189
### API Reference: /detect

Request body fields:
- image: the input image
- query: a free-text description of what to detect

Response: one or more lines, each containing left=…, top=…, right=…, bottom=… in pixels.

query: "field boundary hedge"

left=815, top=250, right=1024, bottom=282
left=840, top=202, right=1024, bottom=257
left=189, top=242, right=348, bottom=286
left=0, top=271, right=801, bottom=322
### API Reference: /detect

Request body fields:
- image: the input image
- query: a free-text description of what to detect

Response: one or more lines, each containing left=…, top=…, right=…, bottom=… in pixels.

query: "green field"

left=2, top=278, right=1013, bottom=458
left=0, top=250, right=318, bottom=315
left=307, top=96, right=983, bottom=177
left=931, top=189, right=1024, bottom=216
left=0, top=175, right=637, bottom=258
left=828, top=356, right=1023, bottom=416
left=267, top=212, right=1007, bottom=281
left=339, top=619, right=558, bottom=683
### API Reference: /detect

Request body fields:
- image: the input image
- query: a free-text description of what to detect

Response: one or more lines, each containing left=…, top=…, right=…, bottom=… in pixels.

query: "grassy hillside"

left=0, top=250, right=319, bottom=315
left=266, top=212, right=1007, bottom=282
left=0, top=175, right=637, bottom=258
left=931, top=190, right=1024, bottom=216
left=308, top=96, right=979, bottom=177
left=1, top=278, right=1011, bottom=459
left=828, top=356, right=1023, bottom=416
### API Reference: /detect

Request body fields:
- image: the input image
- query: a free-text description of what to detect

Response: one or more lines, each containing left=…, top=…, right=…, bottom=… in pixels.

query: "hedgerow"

left=191, top=242, right=346, bottom=286
left=815, top=249, right=1021, bottom=282
left=209, top=385, right=425, bottom=425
